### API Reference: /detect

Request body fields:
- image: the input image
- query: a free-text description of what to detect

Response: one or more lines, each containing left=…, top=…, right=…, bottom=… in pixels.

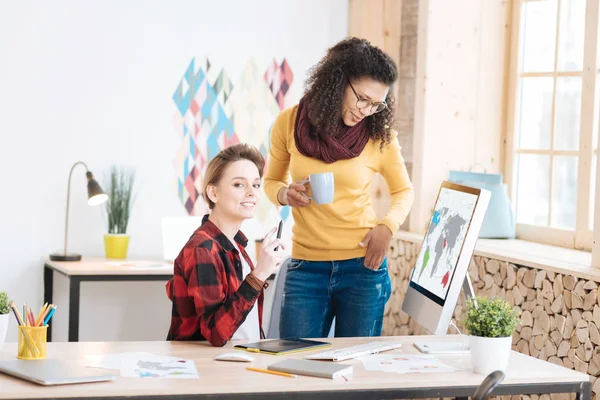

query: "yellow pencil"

left=246, top=367, right=297, bottom=378
left=34, top=303, right=48, bottom=326
left=40, top=304, right=53, bottom=324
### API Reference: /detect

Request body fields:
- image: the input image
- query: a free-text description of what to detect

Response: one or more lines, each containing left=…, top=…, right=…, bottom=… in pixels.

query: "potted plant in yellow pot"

left=104, top=165, right=135, bottom=259
left=462, top=296, right=521, bottom=375
left=0, top=292, right=10, bottom=350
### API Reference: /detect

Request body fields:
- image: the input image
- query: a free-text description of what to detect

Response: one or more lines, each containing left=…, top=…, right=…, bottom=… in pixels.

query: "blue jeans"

left=279, top=257, right=391, bottom=338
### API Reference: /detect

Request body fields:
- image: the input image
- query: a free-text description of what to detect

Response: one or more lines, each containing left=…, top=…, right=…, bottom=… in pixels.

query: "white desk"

left=43, top=257, right=278, bottom=342
left=0, top=336, right=591, bottom=400
left=43, top=257, right=173, bottom=342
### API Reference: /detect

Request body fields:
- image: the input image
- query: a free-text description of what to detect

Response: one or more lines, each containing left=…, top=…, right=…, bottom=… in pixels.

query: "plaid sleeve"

left=185, top=240, right=260, bottom=347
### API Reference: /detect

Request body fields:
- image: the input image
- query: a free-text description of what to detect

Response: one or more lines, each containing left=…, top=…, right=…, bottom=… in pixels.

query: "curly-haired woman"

left=264, top=37, right=415, bottom=338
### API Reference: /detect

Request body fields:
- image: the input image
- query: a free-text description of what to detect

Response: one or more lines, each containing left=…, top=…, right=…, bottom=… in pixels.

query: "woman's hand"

left=252, top=227, right=285, bottom=281
left=359, top=225, right=393, bottom=270
left=277, top=181, right=311, bottom=208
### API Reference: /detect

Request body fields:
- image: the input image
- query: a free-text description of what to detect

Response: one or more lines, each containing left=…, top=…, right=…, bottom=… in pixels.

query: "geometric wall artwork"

left=172, top=57, right=295, bottom=224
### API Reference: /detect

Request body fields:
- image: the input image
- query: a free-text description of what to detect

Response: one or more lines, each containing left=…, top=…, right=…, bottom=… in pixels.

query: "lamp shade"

left=86, top=171, right=108, bottom=206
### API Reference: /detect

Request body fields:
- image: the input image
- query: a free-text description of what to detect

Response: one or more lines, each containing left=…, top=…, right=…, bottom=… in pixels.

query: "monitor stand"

left=413, top=274, right=476, bottom=354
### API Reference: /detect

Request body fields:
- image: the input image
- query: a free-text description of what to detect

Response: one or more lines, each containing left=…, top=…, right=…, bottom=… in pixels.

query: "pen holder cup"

left=17, top=325, right=47, bottom=360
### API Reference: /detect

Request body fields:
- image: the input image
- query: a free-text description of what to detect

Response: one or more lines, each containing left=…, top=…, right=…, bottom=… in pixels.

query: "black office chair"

left=473, top=370, right=505, bottom=400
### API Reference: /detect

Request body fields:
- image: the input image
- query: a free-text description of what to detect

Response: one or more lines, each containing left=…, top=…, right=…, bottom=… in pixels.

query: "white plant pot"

left=470, top=335, right=513, bottom=375
left=0, top=314, right=9, bottom=350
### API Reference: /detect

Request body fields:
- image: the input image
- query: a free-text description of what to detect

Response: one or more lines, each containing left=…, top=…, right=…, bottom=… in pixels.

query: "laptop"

left=0, top=359, right=116, bottom=386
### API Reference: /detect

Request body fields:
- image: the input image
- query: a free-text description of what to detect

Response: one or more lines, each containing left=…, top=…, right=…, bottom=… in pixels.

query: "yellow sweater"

left=264, top=105, right=415, bottom=261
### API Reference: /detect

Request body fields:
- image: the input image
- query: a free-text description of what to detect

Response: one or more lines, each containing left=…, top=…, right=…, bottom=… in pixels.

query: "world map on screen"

left=410, top=187, right=478, bottom=300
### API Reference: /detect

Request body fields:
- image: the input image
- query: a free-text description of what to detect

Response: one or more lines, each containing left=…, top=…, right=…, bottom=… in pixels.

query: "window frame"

left=505, top=0, right=600, bottom=252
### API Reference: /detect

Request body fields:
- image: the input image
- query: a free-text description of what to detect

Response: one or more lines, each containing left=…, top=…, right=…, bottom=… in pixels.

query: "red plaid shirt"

left=166, top=215, right=264, bottom=346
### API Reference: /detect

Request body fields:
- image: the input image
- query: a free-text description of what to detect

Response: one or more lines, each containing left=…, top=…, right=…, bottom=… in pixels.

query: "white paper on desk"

left=105, top=261, right=166, bottom=269
left=120, top=353, right=199, bottom=379
left=360, top=354, right=458, bottom=374
left=84, top=352, right=154, bottom=370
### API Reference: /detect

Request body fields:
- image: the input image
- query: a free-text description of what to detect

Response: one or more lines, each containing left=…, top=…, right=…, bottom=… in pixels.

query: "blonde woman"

left=166, top=143, right=284, bottom=346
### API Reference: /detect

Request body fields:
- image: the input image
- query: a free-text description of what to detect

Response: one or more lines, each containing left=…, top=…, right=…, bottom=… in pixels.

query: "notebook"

left=268, top=359, right=353, bottom=379
left=0, top=359, right=116, bottom=386
left=234, top=338, right=331, bottom=355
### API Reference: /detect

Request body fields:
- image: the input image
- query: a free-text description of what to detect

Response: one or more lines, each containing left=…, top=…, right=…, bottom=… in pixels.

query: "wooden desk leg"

left=43, top=265, right=53, bottom=342
left=68, top=277, right=82, bottom=342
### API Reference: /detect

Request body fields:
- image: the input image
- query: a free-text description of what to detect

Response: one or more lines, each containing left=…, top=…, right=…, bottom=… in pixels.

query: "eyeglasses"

left=347, top=79, right=387, bottom=114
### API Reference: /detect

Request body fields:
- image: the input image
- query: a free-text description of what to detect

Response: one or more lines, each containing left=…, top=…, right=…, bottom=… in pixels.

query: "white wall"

left=409, top=0, right=509, bottom=232
left=0, top=0, right=348, bottom=342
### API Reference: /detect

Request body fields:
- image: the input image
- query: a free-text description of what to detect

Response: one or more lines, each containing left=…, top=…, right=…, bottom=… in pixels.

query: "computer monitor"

left=402, top=181, right=490, bottom=353
left=161, top=216, right=204, bottom=262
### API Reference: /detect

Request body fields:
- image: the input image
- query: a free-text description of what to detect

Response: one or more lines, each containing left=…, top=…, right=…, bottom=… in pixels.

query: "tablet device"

left=234, top=338, right=331, bottom=355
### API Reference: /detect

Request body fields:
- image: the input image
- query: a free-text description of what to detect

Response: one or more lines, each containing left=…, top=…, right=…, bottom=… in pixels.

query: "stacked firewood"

left=384, top=237, right=599, bottom=400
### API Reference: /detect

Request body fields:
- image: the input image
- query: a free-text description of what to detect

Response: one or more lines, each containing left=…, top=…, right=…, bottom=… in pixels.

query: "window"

left=506, top=0, right=600, bottom=250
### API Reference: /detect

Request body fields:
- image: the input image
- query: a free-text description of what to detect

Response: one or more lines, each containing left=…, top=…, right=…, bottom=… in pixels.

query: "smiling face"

left=206, top=159, right=261, bottom=222
left=341, top=77, right=390, bottom=127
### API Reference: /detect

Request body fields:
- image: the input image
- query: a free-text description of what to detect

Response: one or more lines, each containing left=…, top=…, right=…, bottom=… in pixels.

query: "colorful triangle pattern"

left=172, top=57, right=296, bottom=225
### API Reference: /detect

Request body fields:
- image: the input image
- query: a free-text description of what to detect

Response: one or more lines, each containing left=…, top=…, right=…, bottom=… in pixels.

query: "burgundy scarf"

left=294, top=97, right=370, bottom=164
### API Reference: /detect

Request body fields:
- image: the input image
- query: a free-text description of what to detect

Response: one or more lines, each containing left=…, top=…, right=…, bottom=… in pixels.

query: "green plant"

left=462, top=296, right=521, bottom=338
left=0, top=292, right=9, bottom=315
left=104, top=165, right=135, bottom=234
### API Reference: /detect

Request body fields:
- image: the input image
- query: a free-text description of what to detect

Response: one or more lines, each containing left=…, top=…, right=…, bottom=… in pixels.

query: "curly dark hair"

left=303, top=37, right=398, bottom=147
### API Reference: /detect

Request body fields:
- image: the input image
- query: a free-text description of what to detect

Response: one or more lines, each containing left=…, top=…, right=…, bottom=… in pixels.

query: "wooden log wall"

left=385, top=236, right=600, bottom=400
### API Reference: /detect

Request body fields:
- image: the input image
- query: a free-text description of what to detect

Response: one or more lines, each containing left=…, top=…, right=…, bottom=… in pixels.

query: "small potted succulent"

left=0, top=292, right=10, bottom=350
left=462, top=296, right=521, bottom=375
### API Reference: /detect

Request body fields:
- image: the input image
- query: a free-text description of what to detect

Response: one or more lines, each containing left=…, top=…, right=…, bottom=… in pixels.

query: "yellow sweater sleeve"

left=263, top=111, right=291, bottom=206
left=379, top=130, right=415, bottom=234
